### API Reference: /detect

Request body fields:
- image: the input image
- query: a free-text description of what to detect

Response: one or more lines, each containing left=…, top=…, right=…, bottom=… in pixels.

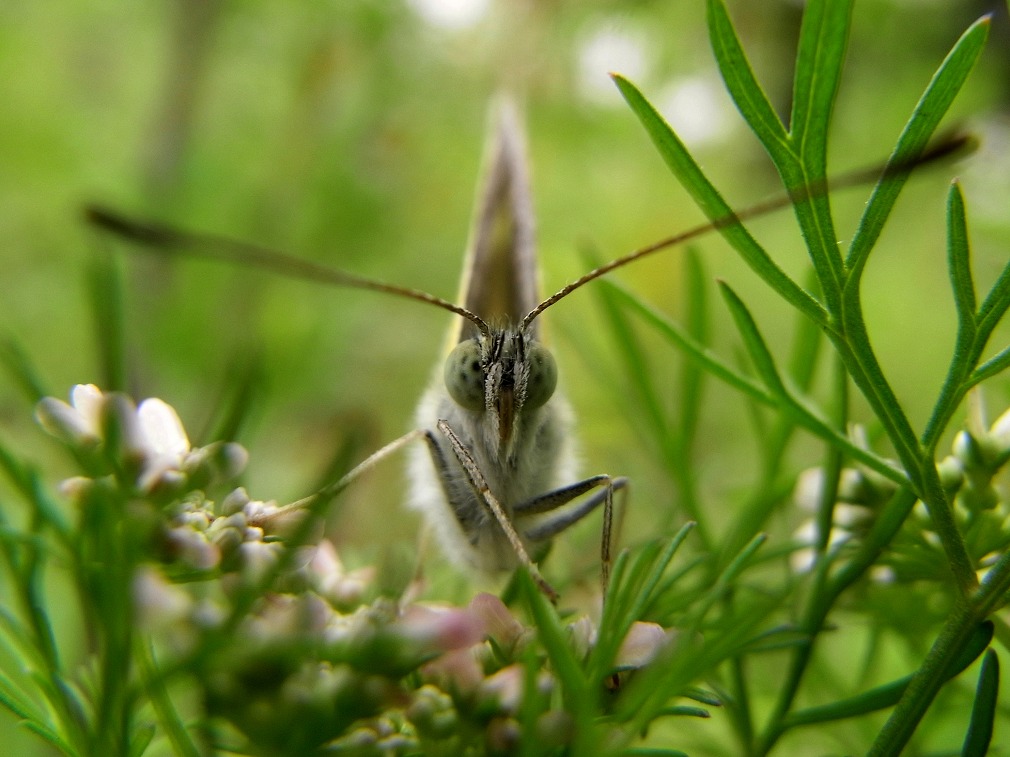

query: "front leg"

left=434, top=419, right=559, bottom=603
left=517, top=475, right=629, bottom=594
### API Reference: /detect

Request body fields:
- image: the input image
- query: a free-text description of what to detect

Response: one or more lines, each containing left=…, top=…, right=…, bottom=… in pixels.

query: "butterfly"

left=86, top=101, right=969, bottom=601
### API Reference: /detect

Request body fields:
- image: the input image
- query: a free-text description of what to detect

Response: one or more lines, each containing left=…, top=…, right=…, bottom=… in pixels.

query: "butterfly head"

left=444, top=327, right=557, bottom=453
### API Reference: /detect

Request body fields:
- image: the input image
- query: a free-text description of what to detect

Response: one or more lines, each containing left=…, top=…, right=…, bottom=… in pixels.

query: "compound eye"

left=444, top=340, right=485, bottom=411
left=524, top=343, right=557, bottom=410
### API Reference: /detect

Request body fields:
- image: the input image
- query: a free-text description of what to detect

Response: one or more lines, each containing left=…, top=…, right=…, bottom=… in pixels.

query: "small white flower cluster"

left=791, top=400, right=1010, bottom=579
left=36, top=384, right=676, bottom=753
left=35, top=385, right=294, bottom=584
left=36, top=384, right=247, bottom=497
left=204, top=570, right=670, bottom=753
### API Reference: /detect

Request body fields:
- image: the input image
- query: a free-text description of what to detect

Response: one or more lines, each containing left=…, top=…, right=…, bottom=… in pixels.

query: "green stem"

left=729, top=655, right=755, bottom=751
left=753, top=359, right=846, bottom=756
left=830, top=311, right=977, bottom=596
left=914, top=457, right=979, bottom=596
left=867, top=597, right=977, bottom=755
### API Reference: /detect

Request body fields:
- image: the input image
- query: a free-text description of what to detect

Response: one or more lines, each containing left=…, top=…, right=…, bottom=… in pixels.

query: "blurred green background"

left=1, top=1, right=1009, bottom=753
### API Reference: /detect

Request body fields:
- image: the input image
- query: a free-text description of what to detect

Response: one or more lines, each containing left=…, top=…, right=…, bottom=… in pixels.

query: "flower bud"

left=35, top=396, right=101, bottom=448
left=615, top=621, right=667, bottom=669
left=937, top=455, right=964, bottom=493
left=133, top=565, right=192, bottom=630
left=221, top=488, right=251, bottom=516
left=407, top=685, right=458, bottom=739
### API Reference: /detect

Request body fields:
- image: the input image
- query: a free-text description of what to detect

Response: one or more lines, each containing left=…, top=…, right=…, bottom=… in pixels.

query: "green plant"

left=1, top=1, right=1008, bottom=755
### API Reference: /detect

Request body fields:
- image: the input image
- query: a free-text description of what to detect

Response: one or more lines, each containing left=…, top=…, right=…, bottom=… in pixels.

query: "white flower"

left=35, top=383, right=106, bottom=446
left=615, top=621, right=668, bottom=669
left=38, top=384, right=246, bottom=495
left=133, top=565, right=193, bottom=630
left=308, top=541, right=375, bottom=610
left=135, top=398, right=192, bottom=492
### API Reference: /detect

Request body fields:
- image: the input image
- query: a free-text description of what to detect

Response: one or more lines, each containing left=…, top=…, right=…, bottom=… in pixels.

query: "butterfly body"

left=404, top=104, right=587, bottom=575
left=409, top=325, right=576, bottom=572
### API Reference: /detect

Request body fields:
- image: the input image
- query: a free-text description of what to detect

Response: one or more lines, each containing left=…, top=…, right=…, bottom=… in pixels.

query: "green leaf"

left=783, top=621, right=993, bottom=729
left=706, top=0, right=787, bottom=152
left=0, top=339, right=49, bottom=405
left=590, top=526, right=694, bottom=686
left=600, top=278, right=772, bottom=405
left=921, top=181, right=980, bottom=444
left=21, top=719, right=80, bottom=757
left=973, top=252, right=1010, bottom=353
left=655, top=705, right=711, bottom=719
left=604, top=279, right=907, bottom=487
left=845, top=15, right=990, bottom=282
left=678, top=249, right=709, bottom=459
left=946, top=181, right=977, bottom=333
left=519, top=572, right=596, bottom=749
left=128, top=723, right=156, bottom=757
left=612, top=74, right=827, bottom=327
left=779, top=0, right=854, bottom=306
left=718, top=282, right=788, bottom=396
left=968, top=344, right=1010, bottom=388
left=789, top=0, right=853, bottom=171
left=961, top=649, right=999, bottom=757
left=0, top=672, right=44, bottom=724
left=87, top=249, right=127, bottom=392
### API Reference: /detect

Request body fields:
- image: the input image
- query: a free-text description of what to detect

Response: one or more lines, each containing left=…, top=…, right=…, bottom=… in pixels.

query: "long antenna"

left=520, top=130, right=975, bottom=329
left=85, top=207, right=491, bottom=338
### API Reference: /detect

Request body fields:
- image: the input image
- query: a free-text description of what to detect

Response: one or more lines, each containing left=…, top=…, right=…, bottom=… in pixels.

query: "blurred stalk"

left=141, top=0, right=223, bottom=202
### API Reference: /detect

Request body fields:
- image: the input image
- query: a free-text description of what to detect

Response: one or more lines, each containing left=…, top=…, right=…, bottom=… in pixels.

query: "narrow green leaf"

left=20, top=719, right=79, bottom=757
left=0, top=339, right=49, bottom=404
left=706, top=0, right=788, bottom=152
left=779, top=0, right=854, bottom=308
left=87, top=248, right=127, bottom=392
left=786, top=677, right=907, bottom=728
left=582, top=248, right=667, bottom=444
left=0, top=435, right=71, bottom=544
left=718, top=282, right=788, bottom=396
left=920, top=181, right=983, bottom=445
left=947, top=181, right=977, bottom=329
left=921, top=180, right=978, bottom=444
left=686, top=533, right=769, bottom=635
left=846, top=15, right=990, bottom=280
left=789, top=0, right=853, bottom=169
left=128, top=723, right=156, bottom=757
left=591, top=527, right=694, bottom=685
left=600, top=278, right=772, bottom=405
left=961, top=649, right=999, bottom=757
left=683, top=687, right=722, bottom=707
left=139, top=641, right=202, bottom=757
left=678, top=249, right=708, bottom=457
left=783, top=621, right=993, bottom=729
left=974, top=256, right=1010, bottom=346
left=968, top=344, right=1010, bottom=388
left=520, top=573, right=595, bottom=747
left=655, top=705, right=711, bottom=719
left=605, top=279, right=908, bottom=487
left=0, top=672, right=44, bottom=723
left=612, top=74, right=827, bottom=327
left=719, top=532, right=768, bottom=587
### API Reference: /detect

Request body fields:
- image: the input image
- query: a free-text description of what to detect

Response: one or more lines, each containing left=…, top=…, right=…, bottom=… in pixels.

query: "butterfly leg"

left=289, top=429, right=430, bottom=509
left=435, top=419, right=560, bottom=602
left=517, top=475, right=629, bottom=594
